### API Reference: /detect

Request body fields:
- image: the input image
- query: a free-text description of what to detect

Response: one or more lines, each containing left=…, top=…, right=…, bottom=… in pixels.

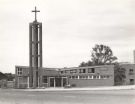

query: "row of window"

left=69, top=75, right=110, bottom=79
left=61, top=68, right=95, bottom=74
left=42, top=75, right=110, bottom=84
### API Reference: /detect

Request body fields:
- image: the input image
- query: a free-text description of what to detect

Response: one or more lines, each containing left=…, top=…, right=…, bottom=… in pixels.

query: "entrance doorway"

left=55, top=77, right=61, bottom=87
left=50, top=77, right=55, bottom=87
left=62, top=78, right=67, bottom=87
left=49, top=77, right=67, bottom=87
left=130, top=79, right=134, bottom=85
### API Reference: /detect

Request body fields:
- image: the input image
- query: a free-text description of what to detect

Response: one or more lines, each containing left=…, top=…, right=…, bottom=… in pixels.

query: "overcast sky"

left=0, top=0, right=135, bottom=73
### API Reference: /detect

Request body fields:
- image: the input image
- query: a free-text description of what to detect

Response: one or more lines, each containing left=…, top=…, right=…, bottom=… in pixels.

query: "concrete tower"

left=29, top=7, right=42, bottom=88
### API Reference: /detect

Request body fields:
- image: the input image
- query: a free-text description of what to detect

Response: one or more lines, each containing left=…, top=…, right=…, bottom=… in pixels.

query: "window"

left=130, top=79, right=134, bottom=85
left=17, top=68, right=22, bottom=76
left=97, top=76, right=100, bottom=79
left=89, top=75, right=93, bottom=79
left=106, top=75, right=110, bottom=78
left=72, top=76, right=75, bottom=79
left=88, top=68, right=95, bottom=73
left=70, top=69, right=77, bottom=74
left=75, top=76, right=79, bottom=79
left=93, top=75, right=97, bottom=79
left=65, top=70, right=69, bottom=73
left=129, top=69, right=134, bottom=75
left=93, top=75, right=101, bottom=79
left=82, top=76, right=86, bottom=79
left=42, top=76, right=47, bottom=83
left=100, top=75, right=109, bottom=79
left=79, top=76, right=82, bottom=79
left=61, top=71, right=64, bottom=74
left=91, top=68, right=95, bottom=73
left=79, top=69, right=86, bottom=73
left=130, top=69, right=133, bottom=72
left=129, top=69, right=133, bottom=72
left=101, top=75, right=104, bottom=79
left=85, top=76, right=89, bottom=79
left=70, top=76, right=77, bottom=79
left=79, top=76, right=88, bottom=79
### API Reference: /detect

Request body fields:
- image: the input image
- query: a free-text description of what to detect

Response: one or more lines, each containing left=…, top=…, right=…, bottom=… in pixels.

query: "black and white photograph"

left=0, top=0, right=135, bottom=104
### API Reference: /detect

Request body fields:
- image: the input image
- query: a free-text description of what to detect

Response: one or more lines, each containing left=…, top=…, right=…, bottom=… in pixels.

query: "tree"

left=79, top=44, right=117, bottom=67
left=114, top=63, right=126, bottom=85
left=79, top=62, right=87, bottom=67
left=5, top=73, right=15, bottom=81
left=79, top=61, right=93, bottom=67
left=91, top=44, right=117, bottom=65
left=0, top=72, right=7, bottom=80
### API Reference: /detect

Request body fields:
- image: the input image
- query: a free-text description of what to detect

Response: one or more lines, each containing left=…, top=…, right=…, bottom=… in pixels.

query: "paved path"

left=24, top=85, right=135, bottom=91
left=0, top=89, right=135, bottom=104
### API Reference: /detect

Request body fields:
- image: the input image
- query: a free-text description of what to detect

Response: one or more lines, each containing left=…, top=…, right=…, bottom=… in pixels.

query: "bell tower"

left=29, top=7, right=42, bottom=88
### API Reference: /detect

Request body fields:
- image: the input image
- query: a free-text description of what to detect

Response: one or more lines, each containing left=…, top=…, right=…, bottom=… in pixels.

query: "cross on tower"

left=32, top=6, right=40, bottom=21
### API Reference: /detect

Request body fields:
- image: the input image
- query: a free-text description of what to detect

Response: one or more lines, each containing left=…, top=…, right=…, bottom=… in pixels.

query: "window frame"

left=17, top=68, right=23, bottom=76
left=88, top=68, right=95, bottom=73
left=42, top=76, right=48, bottom=83
left=70, top=69, right=77, bottom=74
left=129, top=69, right=134, bottom=75
left=129, top=69, right=133, bottom=72
left=79, top=69, right=86, bottom=73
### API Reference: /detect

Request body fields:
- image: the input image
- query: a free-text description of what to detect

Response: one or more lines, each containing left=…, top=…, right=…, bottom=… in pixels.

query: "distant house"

left=5, top=73, right=15, bottom=81
left=0, top=72, right=7, bottom=88
left=0, top=72, right=15, bottom=88
left=0, top=72, right=7, bottom=80
left=5, top=73, right=15, bottom=88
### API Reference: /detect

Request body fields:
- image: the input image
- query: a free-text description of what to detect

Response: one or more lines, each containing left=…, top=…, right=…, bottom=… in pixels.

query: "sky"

left=0, top=0, right=135, bottom=73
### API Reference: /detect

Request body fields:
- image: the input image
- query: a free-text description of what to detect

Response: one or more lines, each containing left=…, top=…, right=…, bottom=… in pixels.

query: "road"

left=0, top=89, right=135, bottom=104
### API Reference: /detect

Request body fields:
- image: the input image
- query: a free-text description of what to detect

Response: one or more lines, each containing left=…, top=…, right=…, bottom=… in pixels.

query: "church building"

left=15, top=7, right=114, bottom=89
